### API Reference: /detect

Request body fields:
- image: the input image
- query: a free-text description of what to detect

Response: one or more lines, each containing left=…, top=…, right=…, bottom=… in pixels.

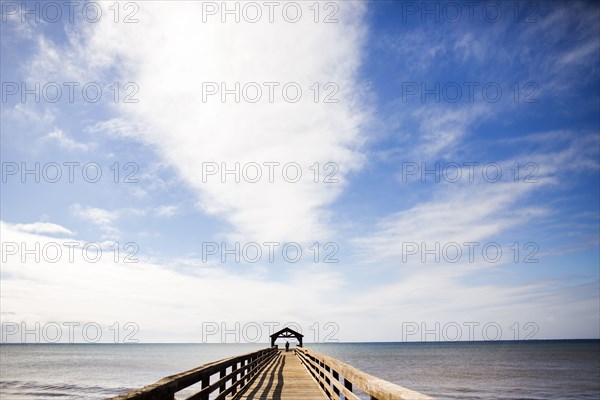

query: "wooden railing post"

left=200, top=375, right=209, bottom=400
left=332, top=370, right=340, bottom=397
left=317, top=361, right=325, bottom=389
left=219, top=368, right=226, bottom=394
left=242, top=359, right=247, bottom=385
left=324, top=365, right=332, bottom=398
left=231, top=361, right=238, bottom=395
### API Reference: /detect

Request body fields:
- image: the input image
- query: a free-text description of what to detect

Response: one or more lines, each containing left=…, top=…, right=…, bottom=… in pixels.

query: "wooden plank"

left=235, top=351, right=326, bottom=400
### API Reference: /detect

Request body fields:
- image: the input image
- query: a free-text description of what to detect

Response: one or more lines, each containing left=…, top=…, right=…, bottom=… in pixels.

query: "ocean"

left=1, top=340, right=598, bottom=399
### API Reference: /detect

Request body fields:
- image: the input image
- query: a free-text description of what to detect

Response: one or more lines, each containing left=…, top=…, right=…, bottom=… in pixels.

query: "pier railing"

left=110, top=347, right=277, bottom=400
left=296, top=347, right=434, bottom=400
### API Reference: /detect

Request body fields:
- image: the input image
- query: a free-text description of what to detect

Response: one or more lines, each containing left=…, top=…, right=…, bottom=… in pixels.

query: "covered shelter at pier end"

left=270, top=327, right=303, bottom=348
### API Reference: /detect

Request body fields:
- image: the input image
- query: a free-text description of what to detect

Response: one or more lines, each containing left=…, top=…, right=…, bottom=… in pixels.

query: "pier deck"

left=111, top=339, right=434, bottom=400
left=235, top=351, right=324, bottom=400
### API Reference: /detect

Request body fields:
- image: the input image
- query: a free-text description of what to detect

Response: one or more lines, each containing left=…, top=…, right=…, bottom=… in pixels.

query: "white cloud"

left=70, top=204, right=120, bottom=239
left=0, top=221, right=353, bottom=342
left=453, top=32, right=488, bottom=63
left=154, top=205, right=179, bottom=218
left=2, top=220, right=597, bottom=342
left=10, top=222, right=73, bottom=236
left=353, top=181, right=543, bottom=263
left=42, top=128, right=94, bottom=151
left=27, top=1, right=370, bottom=245
left=336, top=268, right=600, bottom=341
left=522, top=3, right=599, bottom=72
left=503, top=130, right=600, bottom=174
left=3, top=104, right=56, bottom=125
left=68, top=204, right=183, bottom=238
left=0, top=9, right=37, bottom=40
left=412, top=104, right=491, bottom=159
left=86, top=118, right=140, bottom=140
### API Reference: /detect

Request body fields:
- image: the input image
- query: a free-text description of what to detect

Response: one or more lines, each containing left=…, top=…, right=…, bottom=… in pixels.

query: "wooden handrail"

left=295, top=348, right=434, bottom=400
left=110, top=347, right=277, bottom=400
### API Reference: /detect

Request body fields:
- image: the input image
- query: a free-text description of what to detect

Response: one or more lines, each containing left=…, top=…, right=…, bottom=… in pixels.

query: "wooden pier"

left=111, top=348, right=433, bottom=399
left=111, top=327, right=433, bottom=400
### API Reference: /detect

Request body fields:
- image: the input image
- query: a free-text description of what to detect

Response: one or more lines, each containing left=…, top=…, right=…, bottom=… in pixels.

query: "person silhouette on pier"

left=285, top=341, right=290, bottom=352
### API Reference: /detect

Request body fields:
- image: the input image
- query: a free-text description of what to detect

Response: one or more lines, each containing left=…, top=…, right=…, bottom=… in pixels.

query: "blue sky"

left=1, top=1, right=599, bottom=343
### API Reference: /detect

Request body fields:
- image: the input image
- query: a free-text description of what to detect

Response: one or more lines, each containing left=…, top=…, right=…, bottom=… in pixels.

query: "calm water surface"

left=1, top=341, right=598, bottom=399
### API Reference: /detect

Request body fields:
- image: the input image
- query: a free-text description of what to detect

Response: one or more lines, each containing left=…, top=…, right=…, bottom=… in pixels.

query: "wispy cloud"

left=353, top=181, right=543, bottom=263
left=3, top=104, right=56, bottom=125
left=355, top=130, right=599, bottom=262
left=154, top=205, right=180, bottom=218
left=42, top=128, right=94, bottom=151
left=70, top=204, right=120, bottom=239
left=412, top=104, right=491, bottom=159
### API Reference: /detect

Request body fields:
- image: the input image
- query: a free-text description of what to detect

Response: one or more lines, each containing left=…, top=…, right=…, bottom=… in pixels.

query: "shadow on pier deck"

left=235, top=351, right=324, bottom=400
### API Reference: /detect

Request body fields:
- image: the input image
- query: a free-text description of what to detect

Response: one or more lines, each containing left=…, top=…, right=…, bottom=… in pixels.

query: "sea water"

left=1, top=340, right=598, bottom=399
